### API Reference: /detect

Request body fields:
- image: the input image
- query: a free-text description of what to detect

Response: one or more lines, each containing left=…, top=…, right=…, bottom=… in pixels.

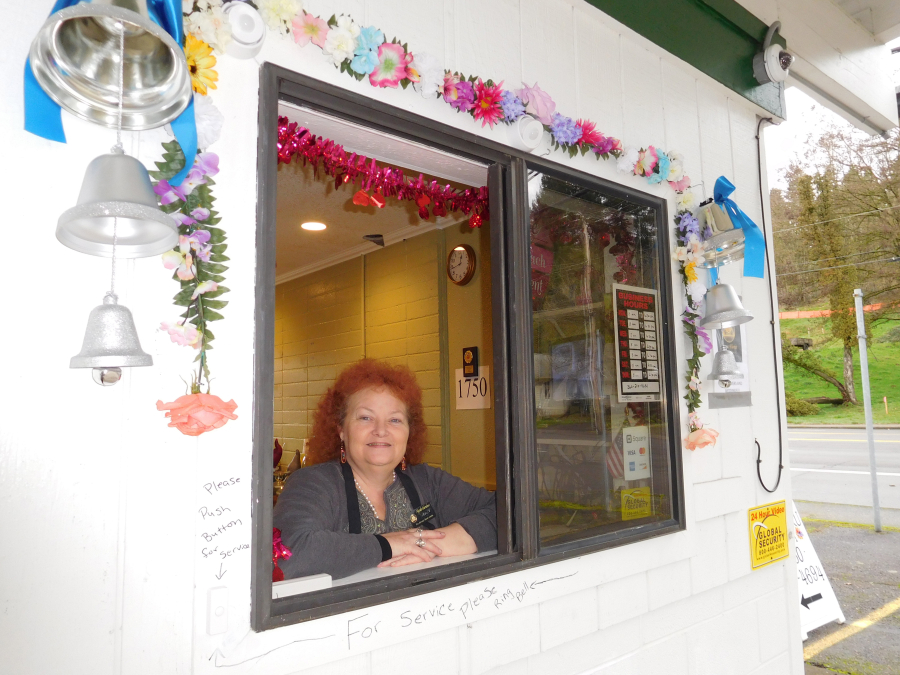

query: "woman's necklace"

left=355, top=472, right=395, bottom=519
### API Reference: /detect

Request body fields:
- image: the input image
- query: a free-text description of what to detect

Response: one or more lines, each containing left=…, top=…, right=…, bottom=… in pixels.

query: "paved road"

left=788, top=428, right=900, bottom=510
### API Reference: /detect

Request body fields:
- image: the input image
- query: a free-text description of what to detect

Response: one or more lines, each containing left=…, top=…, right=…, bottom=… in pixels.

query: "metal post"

left=854, top=289, right=882, bottom=532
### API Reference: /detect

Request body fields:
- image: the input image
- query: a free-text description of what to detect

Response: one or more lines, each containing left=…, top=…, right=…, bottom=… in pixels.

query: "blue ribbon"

left=24, top=0, right=196, bottom=185
left=713, top=176, right=765, bottom=278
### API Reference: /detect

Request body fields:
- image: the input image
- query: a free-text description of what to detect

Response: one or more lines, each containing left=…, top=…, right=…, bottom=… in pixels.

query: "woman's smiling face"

left=340, top=386, right=410, bottom=472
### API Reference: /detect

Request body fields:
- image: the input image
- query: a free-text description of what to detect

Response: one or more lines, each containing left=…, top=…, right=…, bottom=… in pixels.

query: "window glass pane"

left=529, top=171, right=675, bottom=549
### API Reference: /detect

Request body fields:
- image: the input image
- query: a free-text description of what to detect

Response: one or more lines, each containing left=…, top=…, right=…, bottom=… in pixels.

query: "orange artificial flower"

left=683, top=426, right=719, bottom=451
left=157, top=393, right=237, bottom=436
left=184, top=34, right=218, bottom=95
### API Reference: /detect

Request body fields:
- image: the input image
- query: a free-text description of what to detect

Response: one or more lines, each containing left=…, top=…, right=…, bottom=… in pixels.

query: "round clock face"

left=447, top=245, right=476, bottom=285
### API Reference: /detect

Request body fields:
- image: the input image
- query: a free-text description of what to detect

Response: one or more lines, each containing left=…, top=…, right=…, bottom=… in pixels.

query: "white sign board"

left=455, top=367, right=491, bottom=410
left=792, top=502, right=845, bottom=639
left=622, top=425, right=651, bottom=480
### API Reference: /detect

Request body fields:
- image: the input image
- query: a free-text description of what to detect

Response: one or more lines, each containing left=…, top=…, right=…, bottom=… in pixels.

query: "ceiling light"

left=453, top=246, right=465, bottom=251
left=301, top=222, right=326, bottom=231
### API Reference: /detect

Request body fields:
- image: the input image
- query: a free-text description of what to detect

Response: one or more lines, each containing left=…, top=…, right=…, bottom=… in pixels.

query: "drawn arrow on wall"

left=209, top=635, right=336, bottom=667
left=801, top=593, right=823, bottom=609
left=215, top=563, right=227, bottom=580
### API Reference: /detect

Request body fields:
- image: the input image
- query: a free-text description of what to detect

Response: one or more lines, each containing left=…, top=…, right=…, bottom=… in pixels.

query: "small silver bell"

left=700, top=283, right=754, bottom=329
left=29, top=0, right=191, bottom=130
left=71, top=293, right=152, bottom=385
left=57, top=148, right=178, bottom=258
left=707, top=349, right=742, bottom=388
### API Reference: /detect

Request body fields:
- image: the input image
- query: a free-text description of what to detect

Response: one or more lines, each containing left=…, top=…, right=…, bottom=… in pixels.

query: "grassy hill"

left=781, top=315, right=900, bottom=424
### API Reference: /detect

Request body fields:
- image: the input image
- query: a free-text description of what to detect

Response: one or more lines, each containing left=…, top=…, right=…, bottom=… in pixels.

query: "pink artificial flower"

left=191, top=207, right=210, bottom=221
left=194, top=152, right=219, bottom=178
left=172, top=212, right=196, bottom=226
left=576, top=119, right=603, bottom=146
left=473, top=79, right=505, bottom=129
left=162, top=249, right=194, bottom=280
left=160, top=321, right=201, bottom=348
left=369, top=43, right=411, bottom=88
left=156, top=393, right=238, bottom=437
left=192, top=279, right=218, bottom=300
left=292, top=12, right=329, bottom=48
left=683, top=426, right=719, bottom=451
left=669, top=174, right=691, bottom=192
left=442, top=72, right=461, bottom=101
left=634, top=146, right=659, bottom=177
left=515, top=82, right=556, bottom=125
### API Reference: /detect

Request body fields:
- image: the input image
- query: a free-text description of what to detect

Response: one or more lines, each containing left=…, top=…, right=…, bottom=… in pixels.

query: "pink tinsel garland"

left=277, top=117, right=489, bottom=226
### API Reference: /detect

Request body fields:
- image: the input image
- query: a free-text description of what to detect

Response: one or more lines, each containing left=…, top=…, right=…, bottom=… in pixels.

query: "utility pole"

left=854, top=288, right=882, bottom=532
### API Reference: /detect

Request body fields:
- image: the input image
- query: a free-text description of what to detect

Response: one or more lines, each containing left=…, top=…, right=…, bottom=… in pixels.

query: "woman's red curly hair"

left=306, top=359, right=427, bottom=466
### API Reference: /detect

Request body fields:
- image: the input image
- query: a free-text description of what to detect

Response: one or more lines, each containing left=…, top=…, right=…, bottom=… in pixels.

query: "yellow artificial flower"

left=184, top=34, right=218, bottom=95
left=684, top=261, right=698, bottom=283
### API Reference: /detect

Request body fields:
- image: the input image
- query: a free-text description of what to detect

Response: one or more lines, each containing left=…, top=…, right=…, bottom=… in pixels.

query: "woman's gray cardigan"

left=273, top=461, right=497, bottom=580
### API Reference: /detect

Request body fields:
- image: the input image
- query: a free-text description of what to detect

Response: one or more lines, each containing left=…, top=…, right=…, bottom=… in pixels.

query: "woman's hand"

left=377, top=524, right=475, bottom=568
left=378, top=528, right=445, bottom=566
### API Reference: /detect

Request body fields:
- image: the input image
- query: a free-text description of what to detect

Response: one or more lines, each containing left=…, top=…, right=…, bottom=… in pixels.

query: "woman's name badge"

left=410, top=504, right=435, bottom=526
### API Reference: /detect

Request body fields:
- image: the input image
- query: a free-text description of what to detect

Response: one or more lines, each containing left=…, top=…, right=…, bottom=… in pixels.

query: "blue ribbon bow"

left=712, top=176, right=765, bottom=279
left=24, top=0, right=196, bottom=186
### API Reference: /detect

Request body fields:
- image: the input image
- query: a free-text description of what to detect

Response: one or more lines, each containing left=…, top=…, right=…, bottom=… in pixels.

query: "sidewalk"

left=796, top=501, right=900, bottom=529
left=798, top=518, right=900, bottom=675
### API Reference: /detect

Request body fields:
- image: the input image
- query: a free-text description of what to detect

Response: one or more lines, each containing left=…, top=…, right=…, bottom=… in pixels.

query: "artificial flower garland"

left=176, top=1, right=715, bottom=448
left=151, top=140, right=238, bottom=435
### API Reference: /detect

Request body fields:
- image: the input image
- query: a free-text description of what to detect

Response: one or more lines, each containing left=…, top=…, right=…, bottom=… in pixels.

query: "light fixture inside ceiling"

left=453, top=246, right=465, bottom=251
left=301, top=222, right=326, bottom=231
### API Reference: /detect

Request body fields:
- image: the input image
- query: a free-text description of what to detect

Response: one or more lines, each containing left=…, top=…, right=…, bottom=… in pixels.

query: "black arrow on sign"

left=215, top=563, right=227, bottom=580
left=800, top=593, right=822, bottom=609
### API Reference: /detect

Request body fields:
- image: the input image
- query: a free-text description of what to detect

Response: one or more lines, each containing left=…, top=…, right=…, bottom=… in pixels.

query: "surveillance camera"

left=753, top=21, right=793, bottom=85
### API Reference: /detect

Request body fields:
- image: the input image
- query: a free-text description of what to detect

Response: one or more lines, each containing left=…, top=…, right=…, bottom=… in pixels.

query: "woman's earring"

left=401, top=456, right=407, bottom=471
left=340, top=441, right=346, bottom=464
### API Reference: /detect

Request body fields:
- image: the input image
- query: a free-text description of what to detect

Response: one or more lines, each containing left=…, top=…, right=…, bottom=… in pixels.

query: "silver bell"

left=71, top=293, right=152, bottom=385
left=707, top=349, right=742, bottom=388
left=29, top=0, right=191, bottom=130
left=58, top=148, right=178, bottom=258
left=700, top=283, right=754, bottom=329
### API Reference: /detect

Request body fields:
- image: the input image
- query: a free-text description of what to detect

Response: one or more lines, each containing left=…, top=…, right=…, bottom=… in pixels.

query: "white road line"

left=790, top=467, right=900, bottom=477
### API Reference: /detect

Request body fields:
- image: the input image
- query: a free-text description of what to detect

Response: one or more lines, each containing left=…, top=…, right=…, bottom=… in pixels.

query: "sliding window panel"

left=527, top=171, right=679, bottom=550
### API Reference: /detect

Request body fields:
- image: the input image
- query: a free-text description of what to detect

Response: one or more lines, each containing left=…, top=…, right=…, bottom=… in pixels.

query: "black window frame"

left=252, top=63, right=685, bottom=631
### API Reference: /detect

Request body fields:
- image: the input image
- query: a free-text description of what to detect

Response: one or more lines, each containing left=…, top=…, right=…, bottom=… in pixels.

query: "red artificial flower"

left=473, top=79, right=505, bottom=129
left=576, top=119, right=602, bottom=146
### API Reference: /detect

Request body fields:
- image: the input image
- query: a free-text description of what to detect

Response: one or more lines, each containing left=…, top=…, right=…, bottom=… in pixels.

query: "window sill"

left=273, top=550, right=498, bottom=599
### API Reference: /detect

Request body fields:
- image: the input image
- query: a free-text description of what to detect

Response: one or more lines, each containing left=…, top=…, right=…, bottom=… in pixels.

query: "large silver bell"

left=29, top=0, right=191, bottom=130
left=71, top=292, right=152, bottom=386
left=58, top=147, right=178, bottom=257
left=707, top=349, right=742, bottom=388
left=700, top=283, right=754, bottom=329
left=697, top=201, right=745, bottom=269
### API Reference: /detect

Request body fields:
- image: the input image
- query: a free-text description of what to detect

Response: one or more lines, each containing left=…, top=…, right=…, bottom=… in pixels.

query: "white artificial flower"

left=322, top=27, right=356, bottom=66
left=186, top=5, right=232, bottom=52
left=616, top=147, right=639, bottom=174
left=193, top=93, right=224, bottom=150
left=667, top=152, right=684, bottom=182
left=411, top=52, right=443, bottom=98
left=335, top=15, right=360, bottom=39
left=676, top=190, right=698, bottom=212
left=686, top=280, right=707, bottom=304
left=183, top=0, right=195, bottom=13
left=258, top=0, right=303, bottom=34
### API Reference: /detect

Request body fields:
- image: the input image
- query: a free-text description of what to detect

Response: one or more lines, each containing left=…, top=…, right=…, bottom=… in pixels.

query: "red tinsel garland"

left=277, top=117, right=489, bottom=227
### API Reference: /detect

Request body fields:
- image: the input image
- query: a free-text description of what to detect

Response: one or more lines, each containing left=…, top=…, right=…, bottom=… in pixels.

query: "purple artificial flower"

left=592, top=135, right=621, bottom=156
left=191, top=207, right=210, bottom=221
left=448, top=80, right=475, bottom=112
left=154, top=179, right=186, bottom=205
left=550, top=113, right=582, bottom=146
left=194, top=152, right=220, bottom=178
left=676, top=212, right=700, bottom=239
left=696, top=326, right=713, bottom=354
left=500, top=90, right=526, bottom=122
left=171, top=212, right=196, bottom=226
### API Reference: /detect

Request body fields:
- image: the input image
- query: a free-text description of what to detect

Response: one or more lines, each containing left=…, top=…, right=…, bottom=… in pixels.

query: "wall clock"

left=447, top=244, right=476, bottom=286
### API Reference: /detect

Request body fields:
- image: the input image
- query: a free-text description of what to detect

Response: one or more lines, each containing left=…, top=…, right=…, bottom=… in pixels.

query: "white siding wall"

left=0, top=1, right=802, bottom=674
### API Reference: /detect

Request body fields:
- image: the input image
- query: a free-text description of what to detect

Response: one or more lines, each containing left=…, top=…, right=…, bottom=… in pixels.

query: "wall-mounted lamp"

left=753, top=21, right=794, bottom=85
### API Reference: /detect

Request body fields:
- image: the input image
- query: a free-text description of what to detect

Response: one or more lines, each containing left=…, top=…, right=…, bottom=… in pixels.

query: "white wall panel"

left=0, top=1, right=804, bottom=674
